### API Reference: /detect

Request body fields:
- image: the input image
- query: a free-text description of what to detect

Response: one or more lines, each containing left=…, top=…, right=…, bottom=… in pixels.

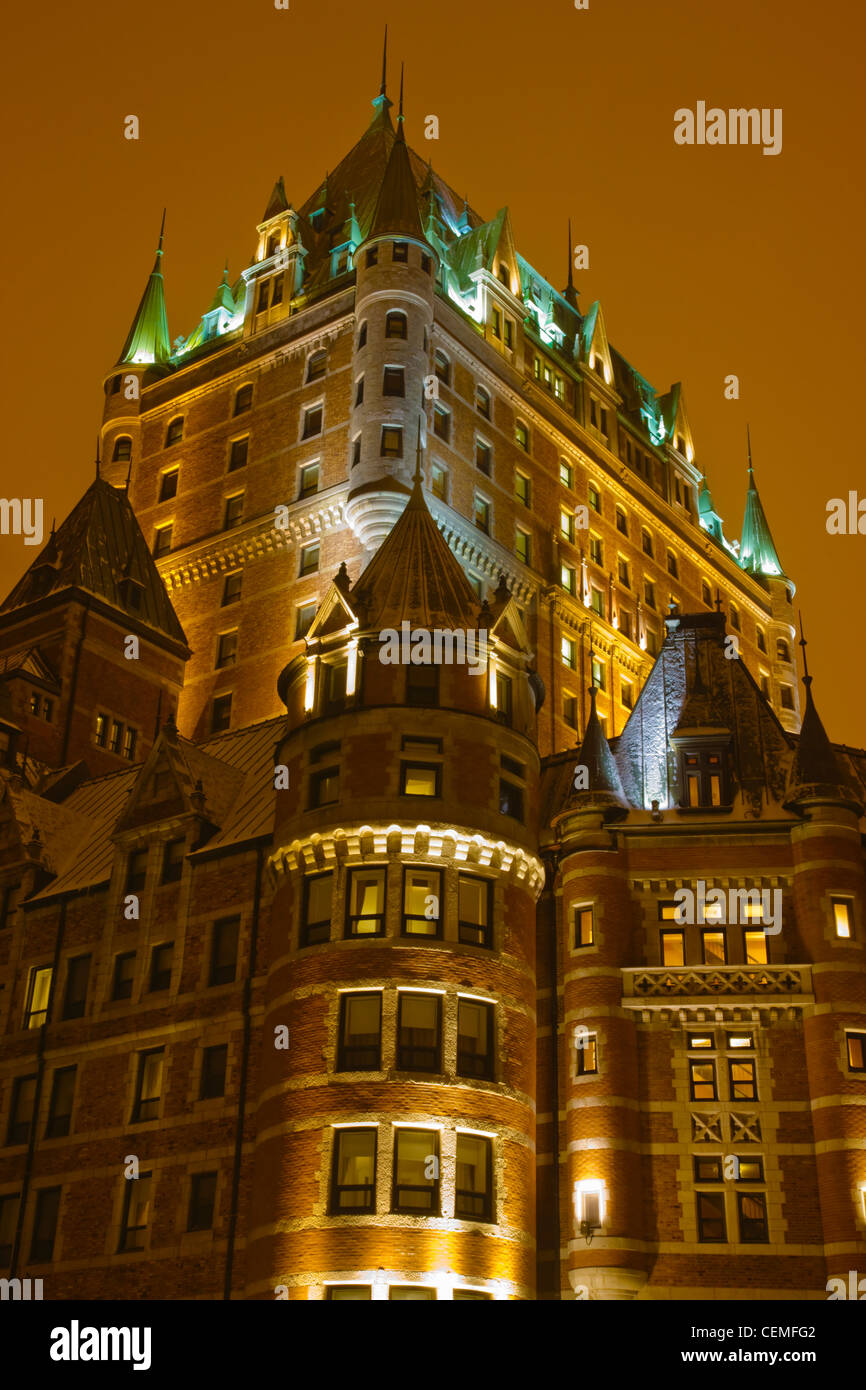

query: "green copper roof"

left=206, top=265, right=235, bottom=315
left=739, top=433, right=785, bottom=577
left=118, top=218, right=170, bottom=367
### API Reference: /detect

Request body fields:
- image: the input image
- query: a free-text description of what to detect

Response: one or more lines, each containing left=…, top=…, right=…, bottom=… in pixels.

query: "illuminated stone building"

left=0, top=58, right=864, bottom=1301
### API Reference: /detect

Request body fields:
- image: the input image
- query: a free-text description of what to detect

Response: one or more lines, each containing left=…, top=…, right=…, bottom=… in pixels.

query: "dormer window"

left=266, top=232, right=280, bottom=258
left=680, top=747, right=728, bottom=808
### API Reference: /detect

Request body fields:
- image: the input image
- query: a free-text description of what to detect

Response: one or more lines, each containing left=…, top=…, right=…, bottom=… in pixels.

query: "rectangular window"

left=697, top=1191, right=726, bottom=1243
left=234, top=385, right=253, bottom=415
left=94, top=713, right=108, bottom=747
left=382, top=365, right=405, bottom=397
left=474, top=494, right=490, bottom=533
left=112, top=951, right=135, bottom=1001
left=563, top=694, right=577, bottom=728
left=46, top=1066, right=76, bottom=1139
left=589, top=534, right=603, bottom=566
left=737, top=1191, right=769, bottom=1243
left=457, top=999, right=494, bottom=1080
left=499, top=774, right=523, bottom=821
left=620, top=678, right=634, bottom=710
left=514, top=471, right=531, bottom=507
left=455, top=1134, right=493, bottom=1222
left=515, top=528, right=531, bottom=565
left=504, top=318, right=514, bottom=350
left=743, top=930, right=768, bottom=964
left=430, top=464, right=447, bottom=500
left=7, top=1074, right=37, bottom=1145
left=667, top=551, right=679, bottom=578
left=641, top=529, right=653, bottom=557
left=228, top=437, right=248, bottom=472
left=832, top=898, right=852, bottom=939
left=475, top=439, right=492, bottom=475
left=159, top=468, right=179, bottom=500
left=406, top=664, right=439, bottom=707
left=224, top=494, right=244, bottom=530
left=187, top=1172, right=217, bottom=1232
left=402, top=867, right=442, bottom=937
left=257, top=280, right=270, bottom=312
left=577, top=1034, right=598, bottom=1076
left=299, top=463, right=319, bottom=497
left=727, top=1032, right=754, bottom=1050
left=397, top=993, right=441, bottom=1072
left=458, top=874, right=491, bottom=947
left=309, top=748, right=340, bottom=807
left=433, top=405, right=450, bottom=441
left=393, top=1129, right=439, bottom=1214
left=302, top=872, right=332, bottom=946
left=689, top=1059, right=717, bottom=1101
left=560, top=508, right=575, bottom=543
left=161, top=837, right=185, bottom=884
left=590, top=588, right=605, bottom=619
left=153, top=524, right=173, bottom=558
left=400, top=762, right=440, bottom=797
left=392, top=241, right=409, bottom=263
left=688, top=1033, right=714, bottom=1049
left=0, top=1193, right=19, bottom=1266
left=338, top=993, right=382, bottom=1071
left=327, top=1286, right=372, bottom=1300
left=846, top=1033, right=866, bottom=1072
left=302, top=405, right=323, bottom=439
left=126, top=848, right=148, bottom=894
left=210, top=917, right=240, bottom=986
left=62, top=954, right=90, bottom=1020
left=381, top=425, right=403, bottom=458
left=561, top=636, right=576, bottom=670
left=574, top=904, right=594, bottom=947
left=149, top=942, right=173, bottom=992
left=29, top=1187, right=61, bottom=1263
left=24, top=965, right=53, bottom=1028
left=660, top=930, right=685, bottom=966
left=729, top=1059, right=758, bottom=1100
left=694, top=1156, right=723, bottom=1182
left=211, top=693, right=232, bottom=733
left=588, top=484, right=600, bottom=513
left=560, top=459, right=573, bottom=487
left=331, top=1128, right=376, bottom=1213
left=615, top=508, right=628, bottom=536
left=561, top=564, right=576, bottom=595
left=496, top=673, right=513, bottom=727
left=702, top=930, right=727, bottom=965
left=346, top=867, right=386, bottom=937
left=736, top=1158, right=764, bottom=1182
left=120, top=1172, right=152, bottom=1252
left=200, top=1044, right=228, bottom=1099
left=295, top=601, right=316, bottom=640
left=299, top=542, right=319, bottom=576
left=132, top=1048, right=164, bottom=1122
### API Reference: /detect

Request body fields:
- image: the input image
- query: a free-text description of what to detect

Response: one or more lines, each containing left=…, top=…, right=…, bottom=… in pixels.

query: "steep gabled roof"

left=350, top=473, right=480, bottom=632
left=262, top=175, right=289, bottom=223
left=0, top=477, right=188, bottom=649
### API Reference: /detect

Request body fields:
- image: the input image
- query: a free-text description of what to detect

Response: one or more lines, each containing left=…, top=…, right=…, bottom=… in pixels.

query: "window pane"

left=403, top=869, right=440, bottom=936
left=339, top=994, right=382, bottom=1070
left=455, top=1135, right=491, bottom=1220
left=393, top=1129, right=438, bottom=1211
left=457, top=1001, right=493, bottom=1079
left=333, top=1130, right=376, bottom=1211
left=397, top=994, right=440, bottom=1071
left=348, top=869, right=385, bottom=935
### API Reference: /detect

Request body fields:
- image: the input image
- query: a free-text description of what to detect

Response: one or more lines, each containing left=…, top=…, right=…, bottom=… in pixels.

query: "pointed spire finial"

left=567, top=218, right=574, bottom=292
left=413, top=417, right=423, bottom=487
left=747, top=423, right=754, bottom=478
left=154, top=208, right=166, bottom=270
left=380, top=23, right=388, bottom=97
left=397, top=62, right=405, bottom=134
left=95, top=436, right=101, bottom=479
left=798, top=610, right=811, bottom=687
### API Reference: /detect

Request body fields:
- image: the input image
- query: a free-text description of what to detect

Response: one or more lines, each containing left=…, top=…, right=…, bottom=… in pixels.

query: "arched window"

left=776, top=638, right=791, bottom=663
left=112, top=436, right=132, bottom=462
left=385, top=310, right=407, bottom=340
left=165, top=417, right=184, bottom=446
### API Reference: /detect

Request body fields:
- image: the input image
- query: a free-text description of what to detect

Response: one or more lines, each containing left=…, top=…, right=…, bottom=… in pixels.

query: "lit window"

left=729, top=1059, right=758, bottom=1100
left=561, top=636, right=576, bottom=670
left=397, top=993, right=441, bottom=1072
left=402, top=867, right=442, bottom=937
left=660, top=930, right=685, bottom=966
left=299, top=462, right=319, bottom=497
left=744, top=931, right=768, bottom=964
left=689, top=1059, right=717, bottom=1101
left=337, top=993, right=382, bottom=1071
left=328, top=1286, right=372, bottom=1301
left=514, top=471, right=531, bottom=507
left=561, top=509, right=575, bottom=543
left=113, top=435, right=132, bottom=462
left=727, top=1033, right=754, bottom=1050
left=776, top=638, right=791, bottom=663
left=577, top=1034, right=598, bottom=1075
left=737, top=1192, right=768, bottom=1243
left=458, top=874, right=491, bottom=948
left=702, top=930, right=726, bottom=965
left=588, top=484, right=601, bottom=513
left=392, top=1129, right=439, bottom=1214
left=590, top=535, right=603, bottom=566
left=474, top=495, right=490, bottom=533
left=331, top=1128, right=377, bottom=1213
left=346, top=868, right=386, bottom=937
left=560, top=459, right=573, bottom=487
left=24, top=965, right=52, bottom=1029
left=381, top=425, right=403, bottom=458
left=574, top=904, right=594, bottom=947
left=455, top=1134, right=493, bottom=1221
left=457, top=999, right=494, bottom=1080
left=476, top=385, right=491, bottom=418
left=846, top=1032, right=866, bottom=1072
left=697, top=1192, right=726, bottom=1243
left=590, top=588, right=605, bottom=619
left=401, top=763, right=440, bottom=797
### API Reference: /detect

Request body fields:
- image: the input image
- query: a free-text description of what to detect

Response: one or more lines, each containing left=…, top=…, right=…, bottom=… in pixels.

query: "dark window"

left=119, top=1172, right=152, bottom=1252
left=385, top=311, right=407, bottom=339
left=299, top=542, right=319, bottom=576
left=161, top=838, right=185, bottom=884
left=737, top=1191, right=769, bottom=1243
left=729, top=1058, right=758, bottom=1100
left=563, top=694, right=577, bottom=728
left=299, top=463, right=319, bottom=497
left=187, top=1172, right=217, bottom=1231
left=495, top=673, right=513, bottom=726
left=327, top=1286, right=372, bottom=1300
left=434, top=350, right=450, bottom=385
left=667, top=551, right=679, bottom=578
left=307, top=350, right=327, bottom=382
left=216, top=630, right=238, bottom=669
left=433, top=405, right=450, bottom=441
left=615, top=508, right=628, bottom=537
left=210, top=917, right=240, bottom=986
left=757, top=628, right=767, bottom=653
left=499, top=775, right=523, bottom=821
left=200, top=1044, right=228, bottom=1099
left=302, top=872, right=333, bottom=945
left=697, top=1191, right=726, bottom=1242
left=149, top=942, right=174, bottom=992
left=7, top=1075, right=37, bottom=1145
left=0, top=882, right=22, bottom=929
left=381, top=425, right=403, bottom=458
left=357, top=322, right=367, bottom=348
left=45, top=1066, right=76, bottom=1139
left=346, top=868, right=386, bottom=937
left=166, top=417, right=183, bottom=446
left=158, top=467, right=178, bottom=501
left=153, top=525, right=173, bottom=557
left=393, top=1129, right=439, bottom=1214
left=62, top=954, right=90, bottom=1020
left=121, top=726, right=138, bottom=762
left=110, top=720, right=123, bottom=755
left=455, top=1134, right=493, bottom=1221
left=577, top=1035, right=598, bottom=1075
left=406, top=664, right=439, bottom=706
left=132, top=1048, right=164, bottom=1122
left=309, top=758, right=339, bottom=807
left=392, top=241, right=408, bottom=263
left=693, top=1157, right=723, bottom=1182
left=0, top=1193, right=19, bottom=1265
left=29, top=1187, right=61, bottom=1263
left=421, top=253, right=431, bottom=274
left=402, top=867, right=442, bottom=937
left=228, top=437, right=248, bottom=472
left=355, top=376, right=364, bottom=405
left=222, top=572, right=242, bottom=606
left=302, top=406, right=323, bottom=439
left=331, top=1128, right=377, bottom=1213
left=234, top=385, right=253, bottom=416
left=457, top=1000, right=494, bottom=1080
left=224, top=494, right=244, bottom=530
left=382, top=366, right=405, bottom=397
left=126, top=849, right=148, bottom=894
left=366, top=247, right=378, bottom=268
left=295, top=602, right=316, bottom=640
left=113, top=435, right=132, bottom=462
left=574, top=905, right=594, bottom=948
left=780, top=685, right=795, bottom=711
left=337, top=993, right=382, bottom=1071
left=257, top=281, right=270, bottom=312
left=689, top=1059, right=717, bottom=1102
left=476, top=385, right=491, bottom=418
left=270, top=274, right=283, bottom=306
left=112, top=951, right=136, bottom=1001
left=458, top=874, right=491, bottom=948
left=847, top=1032, right=866, bottom=1072
left=211, top=693, right=232, bottom=733
left=397, top=993, right=441, bottom=1072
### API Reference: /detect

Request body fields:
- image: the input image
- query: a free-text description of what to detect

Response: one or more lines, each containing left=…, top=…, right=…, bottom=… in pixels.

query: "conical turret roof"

left=118, top=215, right=170, bottom=367
left=366, top=106, right=426, bottom=244
left=739, top=431, right=785, bottom=577
left=784, top=677, right=862, bottom=812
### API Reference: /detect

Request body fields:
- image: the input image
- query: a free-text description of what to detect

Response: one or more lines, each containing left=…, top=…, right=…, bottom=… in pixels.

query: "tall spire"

left=371, top=25, right=393, bottom=122
left=739, top=428, right=785, bottom=577
left=784, top=612, right=862, bottom=813
left=366, top=88, right=427, bottom=244
left=397, top=62, right=405, bottom=136
left=564, top=218, right=579, bottom=307
left=117, top=211, right=171, bottom=367
left=380, top=24, right=388, bottom=97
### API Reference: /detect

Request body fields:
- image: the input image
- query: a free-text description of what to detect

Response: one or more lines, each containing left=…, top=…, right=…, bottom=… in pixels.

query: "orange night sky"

left=2, top=0, right=864, bottom=742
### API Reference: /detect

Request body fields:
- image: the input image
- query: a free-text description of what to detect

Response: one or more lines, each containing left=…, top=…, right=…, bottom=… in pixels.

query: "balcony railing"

left=622, top=964, right=812, bottom=999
